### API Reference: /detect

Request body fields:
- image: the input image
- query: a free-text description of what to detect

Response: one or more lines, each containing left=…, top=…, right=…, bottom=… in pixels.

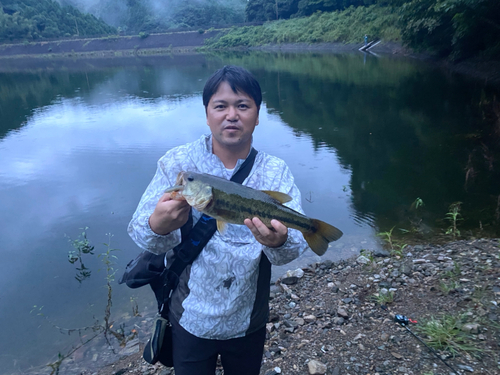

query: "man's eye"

left=239, top=104, right=248, bottom=109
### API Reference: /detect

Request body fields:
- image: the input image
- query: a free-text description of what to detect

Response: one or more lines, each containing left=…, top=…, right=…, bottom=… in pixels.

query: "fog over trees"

left=57, top=0, right=247, bottom=32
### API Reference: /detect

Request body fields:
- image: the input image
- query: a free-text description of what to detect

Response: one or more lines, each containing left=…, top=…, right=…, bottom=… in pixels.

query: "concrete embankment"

left=0, top=30, right=220, bottom=59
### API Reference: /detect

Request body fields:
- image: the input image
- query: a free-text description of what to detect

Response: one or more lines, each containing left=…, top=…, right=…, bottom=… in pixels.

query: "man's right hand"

left=148, top=193, right=191, bottom=235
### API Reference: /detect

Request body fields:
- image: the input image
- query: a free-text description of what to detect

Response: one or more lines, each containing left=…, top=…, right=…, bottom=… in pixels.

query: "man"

left=128, top=65, right=308, bottom=375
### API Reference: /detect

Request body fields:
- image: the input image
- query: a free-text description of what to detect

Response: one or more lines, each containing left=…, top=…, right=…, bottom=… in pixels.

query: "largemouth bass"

left=165, top=171, right=343, bottom=256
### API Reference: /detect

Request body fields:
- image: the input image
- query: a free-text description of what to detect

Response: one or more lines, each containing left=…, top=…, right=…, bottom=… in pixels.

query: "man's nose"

left=226, top=106, right=238, bottom=120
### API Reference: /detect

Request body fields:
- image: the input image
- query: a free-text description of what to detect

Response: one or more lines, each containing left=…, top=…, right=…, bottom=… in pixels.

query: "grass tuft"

left=416, top=314, right=482, bottom=357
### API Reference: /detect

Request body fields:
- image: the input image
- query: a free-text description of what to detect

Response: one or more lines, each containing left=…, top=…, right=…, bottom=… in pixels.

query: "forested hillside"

left=243, top=0, right=500, bottom=60
left=0, top=0, right=115, bottom=41
left=1, top=0, right=498, bottom=63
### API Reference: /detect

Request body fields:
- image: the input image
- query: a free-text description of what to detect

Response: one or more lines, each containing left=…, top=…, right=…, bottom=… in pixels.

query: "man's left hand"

left=244, top=218, right=288, bottom=248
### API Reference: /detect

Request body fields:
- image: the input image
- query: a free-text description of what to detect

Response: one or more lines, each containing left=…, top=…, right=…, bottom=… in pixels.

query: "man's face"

left=206, top=81, right=259, bottom=152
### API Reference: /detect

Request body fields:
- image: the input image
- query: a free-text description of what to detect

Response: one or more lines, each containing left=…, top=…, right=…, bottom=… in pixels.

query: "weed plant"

left=372, top=290, right=394, bottom=305
left=416, top=314, right=481, bottom=357
left=377, top=226, right=407, bottom=258
left=35, top=229, right=136, bottom=374
left=438, top=280, right=460, bottom=295
left=445, top=202, right=463, bottom=239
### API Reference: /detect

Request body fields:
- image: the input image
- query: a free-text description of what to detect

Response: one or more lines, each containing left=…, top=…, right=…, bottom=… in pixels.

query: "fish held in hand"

left=165, top=171, right=343, bottom=256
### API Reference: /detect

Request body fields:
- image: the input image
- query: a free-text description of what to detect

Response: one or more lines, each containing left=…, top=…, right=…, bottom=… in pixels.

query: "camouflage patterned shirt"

left=128, top=134, right=308, bottom=340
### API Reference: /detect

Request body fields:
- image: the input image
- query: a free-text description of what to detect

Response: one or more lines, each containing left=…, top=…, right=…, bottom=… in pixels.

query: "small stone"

left=308, top=359, right=327, bottom=374
left=333, top=317, right=345, bottom=325
left=461, top=323, right=480, bottom=334
left=413, top=259, right=429, bottom=264
left=337, top=308, right=349, bottom=318
left=304, top=315, right=317, bottom=323
left=284, top=268, right=305, bottom=279
left=391, top=352, right=403, bottom=359
left=281, top=276, right=299, bottom=285
left=295, top=317, right=305, bottom=326
left=357, top=255, right=370, bottom=264
left=353, top=333, right=365, bottom=341
left=457, top=364, right=474, bottom=372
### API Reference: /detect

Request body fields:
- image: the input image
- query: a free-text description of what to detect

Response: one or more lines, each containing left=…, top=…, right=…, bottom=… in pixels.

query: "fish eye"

left=187, top=176, right=194, bottom=182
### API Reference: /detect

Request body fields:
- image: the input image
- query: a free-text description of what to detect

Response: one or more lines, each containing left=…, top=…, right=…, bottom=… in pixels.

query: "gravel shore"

left=88, top=238, right=500, bottom=375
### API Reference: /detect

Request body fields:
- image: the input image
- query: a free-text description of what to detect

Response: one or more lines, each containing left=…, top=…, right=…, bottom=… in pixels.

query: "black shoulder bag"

left=119, top=148, right=258, bottom=367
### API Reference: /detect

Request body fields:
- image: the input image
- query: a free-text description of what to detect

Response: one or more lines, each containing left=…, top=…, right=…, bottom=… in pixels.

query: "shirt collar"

left=203, top=134, right=254, bottom=171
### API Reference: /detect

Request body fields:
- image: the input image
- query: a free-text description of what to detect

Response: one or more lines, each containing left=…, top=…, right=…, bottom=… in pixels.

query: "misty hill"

left=58, top=0, right=247, bottom=33
left=0, top=0, right=116, bottom=42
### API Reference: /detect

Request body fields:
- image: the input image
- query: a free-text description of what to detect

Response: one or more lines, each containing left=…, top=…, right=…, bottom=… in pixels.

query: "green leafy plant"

left=371, top=290, right=394, bottom=305
left=377, top=226, right=395, bottom=250
left=439, top=280, right=460, bottom=295
left=416, top=314, right=481, bottom=357
left=67, top=227, right=95, bottom=283
left=445, top=202, right=463, bottom=239
left=444, top=261, right=462, bottom=279
left=377, top=227, right=407, bottom=258
left=410, top=197, right=425, bottom=210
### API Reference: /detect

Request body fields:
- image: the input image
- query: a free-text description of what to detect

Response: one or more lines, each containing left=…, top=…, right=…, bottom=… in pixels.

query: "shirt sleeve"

left=261, top=163, right=309, bottom=266
left=127, top=153, right=183, bottom=255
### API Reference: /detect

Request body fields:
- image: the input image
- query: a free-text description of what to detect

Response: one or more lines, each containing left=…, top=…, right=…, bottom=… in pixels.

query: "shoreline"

left=0, top=35, right=499, bottom=86
left=20, top=237, right=500, bottom=375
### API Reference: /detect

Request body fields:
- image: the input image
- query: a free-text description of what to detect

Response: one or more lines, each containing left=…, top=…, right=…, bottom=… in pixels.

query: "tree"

left=399, top=0, right=500, bottom=60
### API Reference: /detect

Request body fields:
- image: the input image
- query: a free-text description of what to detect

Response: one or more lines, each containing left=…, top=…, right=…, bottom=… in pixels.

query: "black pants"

left=170, top=316, right=266, bottom=375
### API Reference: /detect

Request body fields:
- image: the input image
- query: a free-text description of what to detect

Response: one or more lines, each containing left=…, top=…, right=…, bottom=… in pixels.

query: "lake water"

left=1, top=51, right=499, bottom=374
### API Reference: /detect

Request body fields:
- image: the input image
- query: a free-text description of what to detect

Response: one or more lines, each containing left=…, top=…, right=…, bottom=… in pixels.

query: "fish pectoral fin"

left=261, top=191, right=292, bottom=204
left=217, top=220, right=228, bottom=233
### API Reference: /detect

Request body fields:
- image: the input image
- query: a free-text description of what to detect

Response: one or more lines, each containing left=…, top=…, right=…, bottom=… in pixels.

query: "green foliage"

left=376, top=226, right=408, bottom=257
left=245, top=0, right=380, bottom=21
left=371, top=290, right=394, bottom=304
left=398, top=0, right=500, bottom=60
left=0, top=0, right=116, bottom=42
left=416, top=314, right=482, bottom=356
left=42, top=229, right=134, bottom=374
left=67, top=227, right=95, bottom=283
left=445, top=202, right=463, bottom=239
left=138, top=31, right=149, bottom=39
left=206, top=5, right=400, bottom=48
left=410, top=197, right=424, bottom=210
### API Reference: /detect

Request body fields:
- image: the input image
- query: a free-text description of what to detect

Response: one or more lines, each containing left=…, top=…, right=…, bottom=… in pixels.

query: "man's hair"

left=203, top=65, right=262, bottom=108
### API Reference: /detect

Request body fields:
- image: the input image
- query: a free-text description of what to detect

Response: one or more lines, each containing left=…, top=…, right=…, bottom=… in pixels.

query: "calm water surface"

left=1, top=52, right=499, bottom=373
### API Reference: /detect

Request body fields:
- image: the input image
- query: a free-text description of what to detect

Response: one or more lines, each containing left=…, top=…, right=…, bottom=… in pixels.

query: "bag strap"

left=159, top=147, right=258, bottom=315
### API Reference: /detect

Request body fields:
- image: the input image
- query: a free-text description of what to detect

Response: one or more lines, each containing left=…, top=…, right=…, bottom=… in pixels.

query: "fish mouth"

left=164, top=172, right=188, bottom=195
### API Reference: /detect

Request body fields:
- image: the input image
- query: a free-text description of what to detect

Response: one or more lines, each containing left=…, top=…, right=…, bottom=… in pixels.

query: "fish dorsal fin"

left=217, top=220, right=227, bottom=233
left=261, top=191, right=292, bottom=204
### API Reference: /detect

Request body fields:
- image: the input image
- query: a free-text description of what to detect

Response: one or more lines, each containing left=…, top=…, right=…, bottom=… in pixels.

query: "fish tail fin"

left=304, top=219, right=343, bottom=256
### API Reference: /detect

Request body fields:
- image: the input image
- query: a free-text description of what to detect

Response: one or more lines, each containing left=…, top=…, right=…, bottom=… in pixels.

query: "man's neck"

left=212, top=141, right=251, bottom=169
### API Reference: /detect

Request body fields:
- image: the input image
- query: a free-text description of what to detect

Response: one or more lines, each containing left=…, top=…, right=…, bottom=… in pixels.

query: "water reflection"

left=0, top=51, right=499, bottom=373
left=216, top=52, right=500, bottom=236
